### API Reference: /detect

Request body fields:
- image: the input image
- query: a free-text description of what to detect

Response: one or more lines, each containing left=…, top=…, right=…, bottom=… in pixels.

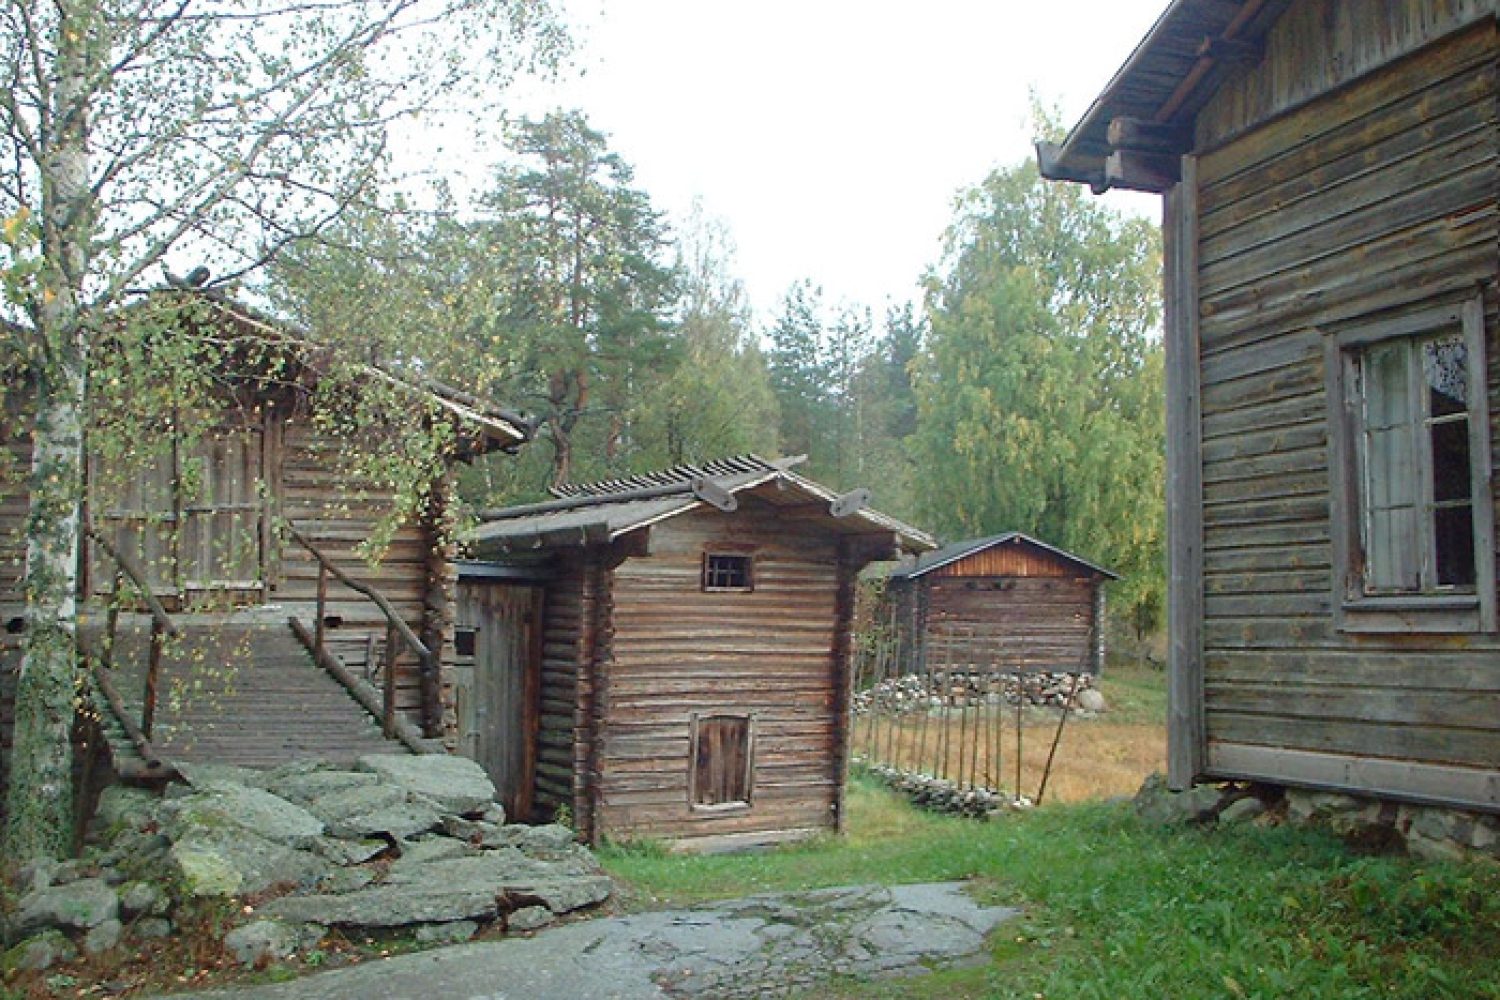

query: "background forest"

left=270, top=110, right=1166, bottom=635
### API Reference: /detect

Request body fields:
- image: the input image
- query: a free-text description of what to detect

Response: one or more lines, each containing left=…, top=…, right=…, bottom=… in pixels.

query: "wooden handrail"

left=86, top=525, right=180, bottom=741
left=89, top=659, right=165, bottom=770
left=282, top=522, right=439, bottom=738
left=86, top=528, right=181, bottom=639
left=283, top=524, right=431, bottom=663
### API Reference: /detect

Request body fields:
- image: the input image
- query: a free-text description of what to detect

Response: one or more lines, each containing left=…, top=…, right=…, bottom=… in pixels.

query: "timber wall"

left=596, top=501, right=846, bottom=843
left=920, top=577, right=1097, bottom=675
left=1188, top=16, right=1500, bottom=802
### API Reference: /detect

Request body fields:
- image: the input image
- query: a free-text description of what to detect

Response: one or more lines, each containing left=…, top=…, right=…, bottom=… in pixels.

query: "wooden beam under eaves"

left=1105, top=150, right=1180, bottom=193
left=1106, top=117, right=1192, bottom=156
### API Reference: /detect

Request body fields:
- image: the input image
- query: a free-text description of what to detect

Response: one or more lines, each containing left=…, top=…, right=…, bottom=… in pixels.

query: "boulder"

left=3, top=930, right=77, bottom=973
left=264, top=768, right=378, bottom=807
left=223, top=919, right=301, bottom=967
left=119, top=880, right=169, bottom=917
left=169, top=827, right=328, bottom=898
left=261, top=884, right=504, bottom=927
left=311, top=836, right=388, bottom=867
left=296, top=781, right=407, bottom=828
left=132, top=917, right=174, bottom=940
left=16, top=877, right=119, bottom=933
left=1218, top=796, right=1268, bottom=826
left=162, top=782, right=325, bottom=849
left=415, top=920, right=478, bottom=945
left=507, top=905, right=554, bottom=932
left=1075, top=689, right=1107, bottom=713
left=1133, top=772, right=1223, bottom=826
left=83, top=918, right=124, bottom=955
left=92, top=785, right=160, bottom=834
left=325, top=799, right=443, bottom=841
left=176, top=762, right=272, bottom=791
left=357, top=754, right=497, bottom=815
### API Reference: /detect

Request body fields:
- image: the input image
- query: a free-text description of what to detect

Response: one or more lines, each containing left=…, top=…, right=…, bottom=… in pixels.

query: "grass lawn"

left=601, top=662, right=1500, bottom=1000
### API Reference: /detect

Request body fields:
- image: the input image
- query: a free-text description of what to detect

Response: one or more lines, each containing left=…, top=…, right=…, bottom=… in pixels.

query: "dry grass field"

left=852, top=660, right=1167, bottom=804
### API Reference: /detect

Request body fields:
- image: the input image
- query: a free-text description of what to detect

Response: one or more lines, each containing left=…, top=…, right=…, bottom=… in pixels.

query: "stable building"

left=460, top=456, right=934, bottom=849
left=886, top=533, right=1116, bottom=676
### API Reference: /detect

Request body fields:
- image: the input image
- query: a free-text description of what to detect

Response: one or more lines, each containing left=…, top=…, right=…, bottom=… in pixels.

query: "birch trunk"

left=4, top=0, right=94, bottom=861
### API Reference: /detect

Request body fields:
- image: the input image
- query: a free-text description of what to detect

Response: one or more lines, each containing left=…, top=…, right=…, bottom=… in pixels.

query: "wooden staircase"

left=91, top=618, right=409, bottom=769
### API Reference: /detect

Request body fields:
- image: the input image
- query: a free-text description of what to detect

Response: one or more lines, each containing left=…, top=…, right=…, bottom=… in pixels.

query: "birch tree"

left=0, top=0, right=565, bottom=861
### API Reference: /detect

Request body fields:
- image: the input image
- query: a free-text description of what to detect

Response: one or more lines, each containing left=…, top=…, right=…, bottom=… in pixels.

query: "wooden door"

left=91, top=425, right=266, bottom=606
left=455, top=581, right=542, bottom=820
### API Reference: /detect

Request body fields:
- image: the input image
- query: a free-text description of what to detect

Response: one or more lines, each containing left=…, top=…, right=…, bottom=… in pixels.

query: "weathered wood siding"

left=1190, top=19, right=1500, bottom=800
left=533, top=552, right=587, bottom=824
left=929, top=546, right=1081, bottom=580
left=1195, top=0, right=1491, bottom=151
left=275, top=418, right=441, bottom=725
left=924, top=578, right=1096, bottom=674
left=598, top=500, right=845, bottom=843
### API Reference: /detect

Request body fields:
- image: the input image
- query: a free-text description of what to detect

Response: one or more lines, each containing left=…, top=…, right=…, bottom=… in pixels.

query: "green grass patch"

left=1094, top=661, right=1167, bottom=727
left=600, top=773, right=1500, bottom=999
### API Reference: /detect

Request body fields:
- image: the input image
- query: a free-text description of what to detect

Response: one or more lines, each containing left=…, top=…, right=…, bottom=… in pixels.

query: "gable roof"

left=1036, top=0, right=1293, bottom=193
left=888, top=532, right=1118, bottom=581
left=468, top=455, right=937, bottom=554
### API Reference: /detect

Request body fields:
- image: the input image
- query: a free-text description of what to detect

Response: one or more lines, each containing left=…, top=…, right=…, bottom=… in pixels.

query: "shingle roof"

left=467, top=455, right=936, bottom=554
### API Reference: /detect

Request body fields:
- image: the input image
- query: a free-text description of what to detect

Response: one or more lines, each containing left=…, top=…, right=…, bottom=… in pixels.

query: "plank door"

left=455, top=581, right=542, bottom=821
left=90, top=425, right=266, bottom=607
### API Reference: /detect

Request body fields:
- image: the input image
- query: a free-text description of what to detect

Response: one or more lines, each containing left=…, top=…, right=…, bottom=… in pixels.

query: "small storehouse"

left=461, top=456, right=934, bottom=849
left=1, top=294, right=530, bottom=797
left=1039, top=1, right=1500, bottom=815
left=887, top=533, right=1116, bottom=676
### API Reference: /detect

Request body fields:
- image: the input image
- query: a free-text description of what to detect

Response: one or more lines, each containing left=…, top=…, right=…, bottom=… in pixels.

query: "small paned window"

left=691, top=713, right=754, bottom=808
left=1326, top=294, right=1496, bottom=632
left=703, top=553, right=752, bottom=592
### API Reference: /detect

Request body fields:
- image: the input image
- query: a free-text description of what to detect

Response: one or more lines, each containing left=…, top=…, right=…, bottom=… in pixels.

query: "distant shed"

left=886, top=533, right=1117, bottom=675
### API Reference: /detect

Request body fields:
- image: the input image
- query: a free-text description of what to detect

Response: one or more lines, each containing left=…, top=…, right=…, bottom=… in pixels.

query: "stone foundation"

left=1132, top=772, right=1500, bottom=864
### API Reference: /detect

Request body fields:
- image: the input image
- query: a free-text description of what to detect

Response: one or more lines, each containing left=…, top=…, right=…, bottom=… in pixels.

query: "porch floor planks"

left=88, top=618, right=408, bottom=768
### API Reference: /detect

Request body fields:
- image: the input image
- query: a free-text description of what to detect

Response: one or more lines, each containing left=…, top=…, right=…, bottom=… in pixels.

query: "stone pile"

left=864, top=763, right=1034, bottom=819
left=1133, top=772, right=1500, bottom=864
left=2, top=754, right=612, bottom=974
left=853, top=670, right=1101, bottom=716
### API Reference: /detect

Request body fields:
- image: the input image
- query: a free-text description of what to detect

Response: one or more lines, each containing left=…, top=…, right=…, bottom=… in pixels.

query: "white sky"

left=444, top=1, right=1169, bottom=325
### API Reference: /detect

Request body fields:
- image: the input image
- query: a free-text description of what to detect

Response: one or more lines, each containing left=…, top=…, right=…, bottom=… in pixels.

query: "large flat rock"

left=157, top=881, right=1017, bottom=1000
left=355, top=755, right=496, bottom=815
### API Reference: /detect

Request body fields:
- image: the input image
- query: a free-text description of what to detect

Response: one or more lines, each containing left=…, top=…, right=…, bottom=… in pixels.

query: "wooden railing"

left=86, top=526, right=178, bottom=770
left=281, top=523, right=438, bottom=746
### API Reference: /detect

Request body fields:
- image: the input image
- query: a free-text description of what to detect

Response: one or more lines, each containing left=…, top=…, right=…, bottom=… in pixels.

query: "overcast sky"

left=449, top=1, right=1169, bottom=324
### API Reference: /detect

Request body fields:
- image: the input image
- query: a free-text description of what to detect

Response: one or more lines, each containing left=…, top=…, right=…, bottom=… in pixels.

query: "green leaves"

left=916, top=158, right=1165, bottom=630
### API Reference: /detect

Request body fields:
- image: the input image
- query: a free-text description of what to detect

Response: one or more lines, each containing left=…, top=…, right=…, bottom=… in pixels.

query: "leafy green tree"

left=914, top=157, right=1164, bottom=630
left=0, top=0, right=565, bottom=861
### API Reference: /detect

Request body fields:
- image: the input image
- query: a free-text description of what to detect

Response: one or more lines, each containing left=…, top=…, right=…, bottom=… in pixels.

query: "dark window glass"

left=703, top=554, right=752, bottom=591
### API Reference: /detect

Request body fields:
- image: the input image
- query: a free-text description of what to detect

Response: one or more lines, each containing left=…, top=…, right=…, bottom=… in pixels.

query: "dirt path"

left=157, top=882, right=1016, bottom=1000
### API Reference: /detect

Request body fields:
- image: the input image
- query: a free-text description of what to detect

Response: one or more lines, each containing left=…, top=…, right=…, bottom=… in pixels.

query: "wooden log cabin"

left=0, top=293, right=530, bottom=798
left=1039, top=0, right=1500, bottom=814
left=886, top=533, right=1116, bottom=676
left=461, top=456, right=934, bottom=849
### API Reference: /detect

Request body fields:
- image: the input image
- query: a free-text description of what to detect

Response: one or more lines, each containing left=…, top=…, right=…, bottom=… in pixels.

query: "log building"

left=1040, top=0, right=1500, bottom=813
left=886, top=533, right=1116, bottom=676
left=1, top=294, right=529, bottom=801
left=462, top=456, right=934, bottom=849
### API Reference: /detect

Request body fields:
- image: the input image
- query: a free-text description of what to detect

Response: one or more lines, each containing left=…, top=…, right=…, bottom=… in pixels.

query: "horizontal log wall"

left=923, top=577, right=1096, bottom=674
left=1190, top=19, right=1500, bottom=798
left=533, top=552, right=587, bottom=825
left=597, top=501, right=844, bottom=842
left=276, top=418, right=437, bottom=724
left=1195, top=0, right=1489, bottom=151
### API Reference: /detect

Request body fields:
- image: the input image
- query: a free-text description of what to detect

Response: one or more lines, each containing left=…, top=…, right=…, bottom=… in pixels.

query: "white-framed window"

left=689, top=712, right=754, bottom=809
left=1325, top=293, right=1496, bottom=632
